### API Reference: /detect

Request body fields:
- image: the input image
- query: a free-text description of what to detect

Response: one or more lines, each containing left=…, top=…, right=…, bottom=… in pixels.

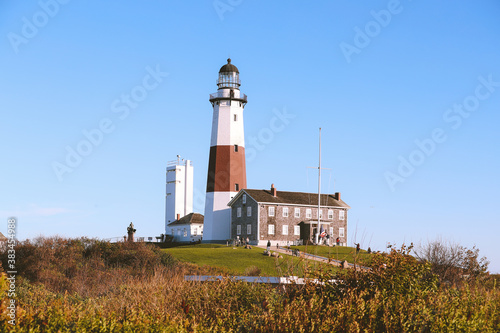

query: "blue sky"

left=1, top=1, right=499, bottom=272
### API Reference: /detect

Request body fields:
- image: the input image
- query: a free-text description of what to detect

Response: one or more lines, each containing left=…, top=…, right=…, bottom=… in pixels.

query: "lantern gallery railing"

left=209, top=91, right=247, bottom=102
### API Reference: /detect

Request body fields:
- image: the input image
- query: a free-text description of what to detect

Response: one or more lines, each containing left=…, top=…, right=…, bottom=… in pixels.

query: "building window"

left=306, top=209, right=312, bottom=218
left=234, top=114, right=237, bottom=121
left=329, top=227, right=333, bottom=236
left=283, top=207, right=289, bottom=217
left=339, top=210, right=345, bottom=220
left=268, top=206, right=275, bottom=217
left=234, top=144, right=238, bottom=152
left=282, top=225, right=288, bottom=235
left=268, top=224, right=275, bottom=235
left=294, top=208, right=300, bottom=218
left=235, top=183, right=239, bottom=191
left=242, top=194, right=246, bottom=204
left=183, top=228, right=187, bottom=237
left=294, top=225, right=300, bottom=236
left=247, top=206, right=252, bottom=217
left=328, top=210, right=333, bottom=219
left=339, top=227, right=345, bottom=238
left=237, top=207, right=241, bottom=217
left=193, top=228, right=197, bottom=236
left=247, top=224, right=251, bottom=235
left=177, top=229, right=181, bottom=236
left=318, top=210, right=323, bottom=219
left=237, top=225, right=241, bottom=235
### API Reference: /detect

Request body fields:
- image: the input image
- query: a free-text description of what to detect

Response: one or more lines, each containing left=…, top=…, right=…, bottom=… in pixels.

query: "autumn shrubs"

left=1, top=236, right=175, bottom=296
left=0, top=238, right=499, bottom=332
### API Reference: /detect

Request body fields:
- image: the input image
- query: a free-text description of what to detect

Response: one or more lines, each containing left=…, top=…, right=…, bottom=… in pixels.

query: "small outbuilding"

left=167, top=213, right=204, bottom=243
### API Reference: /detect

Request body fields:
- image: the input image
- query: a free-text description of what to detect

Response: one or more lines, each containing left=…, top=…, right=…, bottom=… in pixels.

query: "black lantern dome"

left=217, top=58, right=240, bottom=89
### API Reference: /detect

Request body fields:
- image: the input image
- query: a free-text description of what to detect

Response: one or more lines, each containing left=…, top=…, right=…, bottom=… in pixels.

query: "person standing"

left=267, top=240, right=271, bottom=252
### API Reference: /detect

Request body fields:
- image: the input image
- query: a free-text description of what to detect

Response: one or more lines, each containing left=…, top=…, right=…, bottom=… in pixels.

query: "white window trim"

left=294, top=208, right=300, bottom=218
left=237, top=225, right=241, bottom=235
left=247, top=224, right=251, bottom=235
left=268, top=206, right=275, bottom=217
left=294, top=225, right=300, bottom=236
left=247, top=206, right=252, bottom=217
left=339, top=227, right=345, bottom=238
left=268, top=224, right=275, bottom=235
left=328, top=209, right=333, bottom=219
left=282, top=225, right=288, bottom=235
left=306, top=209, right=312, bottom=218
left=339, top=210, right=345, bottom=220
left=283, top=207, right=289, bottom=217
left=242, top=194, right=246, bottom=204
left=237, top=207, right=241, bottom=217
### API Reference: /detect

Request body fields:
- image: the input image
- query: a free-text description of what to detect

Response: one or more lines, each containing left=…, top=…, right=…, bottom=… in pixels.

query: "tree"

left=415, top=238, right=489, bottom=286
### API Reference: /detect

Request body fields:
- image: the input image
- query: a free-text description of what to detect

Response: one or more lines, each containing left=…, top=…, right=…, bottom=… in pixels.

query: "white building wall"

left=203, top=191, right=238, bottom=241
left=165, top=159, right=193, bottom=234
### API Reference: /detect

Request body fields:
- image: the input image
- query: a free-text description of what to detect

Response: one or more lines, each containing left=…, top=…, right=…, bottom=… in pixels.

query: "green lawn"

left=163, top=244, right=306, bottom=277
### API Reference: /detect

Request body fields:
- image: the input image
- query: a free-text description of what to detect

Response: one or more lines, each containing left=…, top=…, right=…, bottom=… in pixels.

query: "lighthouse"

left=203, top=59, right=248, bottom=242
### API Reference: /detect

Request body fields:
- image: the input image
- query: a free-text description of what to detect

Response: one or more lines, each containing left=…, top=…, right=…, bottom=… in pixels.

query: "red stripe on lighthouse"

left=206, top=146, right=246, bottom=192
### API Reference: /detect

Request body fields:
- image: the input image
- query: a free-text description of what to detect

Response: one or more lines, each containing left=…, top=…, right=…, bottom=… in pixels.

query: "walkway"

left=255, top=244, right=371, bottom=271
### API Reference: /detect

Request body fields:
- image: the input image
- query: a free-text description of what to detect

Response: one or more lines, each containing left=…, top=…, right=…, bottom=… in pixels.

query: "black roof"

left=232, top=189, right=350, bottom=209
left=219, top=58, right=239, bottom=73
left=168, top=213, right=204, bottom=226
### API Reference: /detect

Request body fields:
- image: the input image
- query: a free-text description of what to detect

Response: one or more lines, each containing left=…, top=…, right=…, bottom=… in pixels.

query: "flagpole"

left=316, top=128, right=321, bottom=245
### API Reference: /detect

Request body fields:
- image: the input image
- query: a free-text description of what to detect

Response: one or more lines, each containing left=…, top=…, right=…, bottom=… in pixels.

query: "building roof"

left=231, top=189, right=350, bottom=209
left=168, top=213, right=204, bottom=226
left=219, top=58, right=239, bottom=73
left=0, top=232, right=7, bottom=241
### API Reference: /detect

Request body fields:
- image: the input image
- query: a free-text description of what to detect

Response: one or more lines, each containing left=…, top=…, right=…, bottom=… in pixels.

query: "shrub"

left=244, top=265, right=261, bottom=276
left=0, top=236, right=176, bottom=296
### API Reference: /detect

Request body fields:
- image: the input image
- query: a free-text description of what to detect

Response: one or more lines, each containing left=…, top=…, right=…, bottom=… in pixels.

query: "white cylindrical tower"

left=165, top=157, right=194, bottom=234
left=203, top=59, right=247, bottom=242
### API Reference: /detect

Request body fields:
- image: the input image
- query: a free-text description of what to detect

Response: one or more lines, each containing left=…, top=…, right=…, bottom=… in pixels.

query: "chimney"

left=177, top=213, right=180, bottom=220
left=271, top=184, right=277, bottom=197
left=334, top=192, right=341, bottom=201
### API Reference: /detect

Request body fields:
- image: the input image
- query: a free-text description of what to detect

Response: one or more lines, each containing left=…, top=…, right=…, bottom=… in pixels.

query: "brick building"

left=228, top=184, right=350, bottom=246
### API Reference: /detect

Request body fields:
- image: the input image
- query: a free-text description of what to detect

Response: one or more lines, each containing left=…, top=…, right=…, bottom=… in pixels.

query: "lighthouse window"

left=234, top=144, right=238, bottom=152
left=234, top=114, right=237, bottom=121
left=235, top=183, right=240, bottom=191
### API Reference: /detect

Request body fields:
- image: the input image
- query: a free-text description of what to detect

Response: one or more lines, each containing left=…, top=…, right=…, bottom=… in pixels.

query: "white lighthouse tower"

left=203, top=59, right=248, bottom=242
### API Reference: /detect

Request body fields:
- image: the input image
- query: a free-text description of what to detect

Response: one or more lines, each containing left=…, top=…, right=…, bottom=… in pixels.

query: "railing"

left=167, top=159, right=193, bottom=167
left=209, top=91, right=247, bottom=101
left=106, top=236, right=164, bottom=243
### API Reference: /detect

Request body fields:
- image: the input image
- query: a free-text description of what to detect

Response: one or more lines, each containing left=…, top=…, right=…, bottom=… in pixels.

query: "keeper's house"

left=228, top=184, right=350, bottom=246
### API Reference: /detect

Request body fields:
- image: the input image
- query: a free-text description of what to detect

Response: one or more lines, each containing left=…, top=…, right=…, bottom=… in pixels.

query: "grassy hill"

left=163, top=244, right=306, bottom=276
left=162, top=243, right=371, bottom=276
